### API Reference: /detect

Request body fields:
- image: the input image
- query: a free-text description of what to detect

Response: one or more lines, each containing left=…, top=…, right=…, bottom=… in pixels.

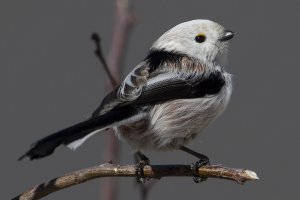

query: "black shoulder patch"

left=145, top=50, right=186, bottom=72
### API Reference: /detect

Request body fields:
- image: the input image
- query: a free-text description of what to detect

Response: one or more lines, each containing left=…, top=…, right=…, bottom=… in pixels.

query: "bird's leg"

left=179, top=145, right=210, bottom=183
left=135, top=151, right=150, bottom=183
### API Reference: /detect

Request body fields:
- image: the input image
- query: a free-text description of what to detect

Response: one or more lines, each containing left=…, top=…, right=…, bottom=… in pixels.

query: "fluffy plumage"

left=19, top=19, right=234, bottom=160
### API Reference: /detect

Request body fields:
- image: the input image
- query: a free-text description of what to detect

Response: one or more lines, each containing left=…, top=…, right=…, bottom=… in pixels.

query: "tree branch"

left=13, top=163, right=258, bottom=200
left=91, top=33, right=118, bottom=87
left=100, top=1, right=135, bottom=200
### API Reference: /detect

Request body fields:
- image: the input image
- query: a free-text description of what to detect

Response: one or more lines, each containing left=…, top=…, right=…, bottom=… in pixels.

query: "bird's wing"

left=125, top=71, right=225, bottom=107
left=92, top=61, right=151, bottom=116
left=93, top=66, right=225, bottom=116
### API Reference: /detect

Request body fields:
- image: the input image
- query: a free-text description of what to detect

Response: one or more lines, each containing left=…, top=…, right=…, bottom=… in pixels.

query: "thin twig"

left=101, top=0, right=135, bottom=200
left=13, top=163, right=259, bottom=200
left=139, top=179, right=157, bottom=200
left=106, top=0, right=135, bottom=87
left=91, top=33, right=118, bottom=87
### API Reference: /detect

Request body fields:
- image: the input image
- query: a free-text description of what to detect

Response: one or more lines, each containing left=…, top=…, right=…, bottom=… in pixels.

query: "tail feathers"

left=18, top=138, right=60, bottom=161
left=18, top=128, right=99, bottom=161
left=19, top=105, right=137, bottom=161
left=66, top=129, right=102, bottom=150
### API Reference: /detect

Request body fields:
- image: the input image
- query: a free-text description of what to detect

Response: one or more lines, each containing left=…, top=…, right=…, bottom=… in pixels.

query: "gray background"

left=1, top=0, right=299, bottom=199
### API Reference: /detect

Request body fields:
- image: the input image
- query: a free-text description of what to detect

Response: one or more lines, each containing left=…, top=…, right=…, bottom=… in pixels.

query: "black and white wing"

left=92, top=61, right=150, bottom=116
left=94, top=65, right=225, bottom=115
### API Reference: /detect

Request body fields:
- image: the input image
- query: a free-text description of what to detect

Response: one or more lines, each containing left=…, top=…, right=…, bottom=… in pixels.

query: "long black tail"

left=19, top=106, right=136, bottom=160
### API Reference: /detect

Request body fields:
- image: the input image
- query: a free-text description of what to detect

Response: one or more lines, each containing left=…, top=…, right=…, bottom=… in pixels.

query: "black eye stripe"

left=195, top=34, right=206, bottom=43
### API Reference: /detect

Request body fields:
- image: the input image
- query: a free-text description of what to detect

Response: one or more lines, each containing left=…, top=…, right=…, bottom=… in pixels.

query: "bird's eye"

left=195, top=33, right=206, bottom=43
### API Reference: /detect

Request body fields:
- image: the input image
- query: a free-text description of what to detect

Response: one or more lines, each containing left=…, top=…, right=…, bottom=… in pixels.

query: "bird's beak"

left=219, top=30, right=234, bottom=42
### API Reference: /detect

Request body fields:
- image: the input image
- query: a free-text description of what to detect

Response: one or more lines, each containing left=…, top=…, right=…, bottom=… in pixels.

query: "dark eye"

left=195, top=33, right=206, bottom=43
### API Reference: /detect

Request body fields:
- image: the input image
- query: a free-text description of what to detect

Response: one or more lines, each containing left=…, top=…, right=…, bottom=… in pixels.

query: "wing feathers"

left=92, top=62, right=150, bottom=117
left=66, top=129, right=102, bottom=150
left=134, top=71, right=225, bottom=106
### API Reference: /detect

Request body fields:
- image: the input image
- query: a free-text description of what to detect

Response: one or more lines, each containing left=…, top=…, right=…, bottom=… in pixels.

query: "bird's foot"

left=191, top=156, right=210, bottom=183
left=135, top=158, right=150, bottom=183
left=135, top=151, right=151, bottom=183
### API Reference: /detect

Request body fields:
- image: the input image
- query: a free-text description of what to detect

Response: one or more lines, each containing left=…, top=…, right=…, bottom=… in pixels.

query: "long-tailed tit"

left=19, top=19, right=234, bottom=181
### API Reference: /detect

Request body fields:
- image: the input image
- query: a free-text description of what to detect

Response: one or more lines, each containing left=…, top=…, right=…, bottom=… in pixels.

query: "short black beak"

left=219, top=30, right=234, bottom=42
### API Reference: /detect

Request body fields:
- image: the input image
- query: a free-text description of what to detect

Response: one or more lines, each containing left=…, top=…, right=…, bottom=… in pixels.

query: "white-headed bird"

left=19, top=19, right=234, bottom=182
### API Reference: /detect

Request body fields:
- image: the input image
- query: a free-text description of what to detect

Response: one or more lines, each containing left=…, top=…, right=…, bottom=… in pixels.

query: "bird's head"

left=151, top=19, right=234, bottom=66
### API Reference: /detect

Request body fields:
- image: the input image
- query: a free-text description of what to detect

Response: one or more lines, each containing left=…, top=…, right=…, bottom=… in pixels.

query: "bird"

left=19, top=19, right=234, bottom=181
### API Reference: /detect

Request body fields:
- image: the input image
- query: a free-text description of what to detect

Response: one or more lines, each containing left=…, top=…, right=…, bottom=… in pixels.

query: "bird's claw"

left=135, top=158, right=150, bottom=183
left=191, top=157, right=210, bottom=183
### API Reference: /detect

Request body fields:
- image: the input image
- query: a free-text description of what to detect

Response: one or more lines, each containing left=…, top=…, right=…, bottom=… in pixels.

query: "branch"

left=106, top=0, right=135, bottom=87
left=13, top=163, right=258, bottom=200
left=91, top=33, right=118, bottom=87
left=100, top=0, right=135, bottom=200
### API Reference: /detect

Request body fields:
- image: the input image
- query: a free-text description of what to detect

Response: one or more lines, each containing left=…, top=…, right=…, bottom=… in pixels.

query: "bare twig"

left=13, top=163, right=258, bottom=200
left=101, top=0, right=135, bottom=200
left=138, top=179, right=157, bottom=200
left=91, top=33, right=118, bottom=87
left=90, top=0, right=134, bottom=199
left=106, top=0, right=135, bottom=86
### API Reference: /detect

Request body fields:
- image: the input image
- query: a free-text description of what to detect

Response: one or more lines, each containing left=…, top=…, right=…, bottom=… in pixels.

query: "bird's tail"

left=19, top=106, right=135, bottom=160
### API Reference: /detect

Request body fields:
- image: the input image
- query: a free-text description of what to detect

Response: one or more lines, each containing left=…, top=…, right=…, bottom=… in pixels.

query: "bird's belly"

left=114, top=84, right=231, bottom=151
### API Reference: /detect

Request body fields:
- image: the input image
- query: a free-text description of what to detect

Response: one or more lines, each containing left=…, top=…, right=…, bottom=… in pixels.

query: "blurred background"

left=1, top=0, right=300, bottom=199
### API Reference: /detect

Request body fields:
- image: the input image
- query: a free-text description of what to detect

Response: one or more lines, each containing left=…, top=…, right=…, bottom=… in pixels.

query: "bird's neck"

left=145, top=49, right=218, bottom=75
